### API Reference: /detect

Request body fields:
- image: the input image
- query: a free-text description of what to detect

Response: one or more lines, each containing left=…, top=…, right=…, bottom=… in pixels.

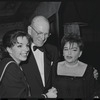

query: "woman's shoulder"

left=85, top=63, right=94, bottom=72
left=1, top=57, right=13, bottom=63
left=82, top=63, right=96, bottom=78
left=1, top=57, right=18, bottom=73
left=57, top=61, right=65, bottom=68
left=79, top=61, right=87, bottom=66
left=57, top=61, right=67, bottom=75
left=0, top=57, right=19, bottom=80
left=58, top=61, right=65, bottom=65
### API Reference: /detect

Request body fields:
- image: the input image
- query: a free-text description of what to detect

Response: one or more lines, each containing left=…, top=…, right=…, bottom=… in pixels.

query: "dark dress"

left=0, top=57, right=30, bottom=98
left=54, top=65, right=98, bottom=99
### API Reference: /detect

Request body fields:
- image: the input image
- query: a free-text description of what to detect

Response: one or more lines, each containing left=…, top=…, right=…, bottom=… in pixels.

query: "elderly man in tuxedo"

left=22, top=16, right=59, bottom=98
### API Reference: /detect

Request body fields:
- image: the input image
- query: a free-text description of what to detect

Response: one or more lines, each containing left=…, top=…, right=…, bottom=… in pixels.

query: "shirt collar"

left=31, top=43, right=35, bottom=52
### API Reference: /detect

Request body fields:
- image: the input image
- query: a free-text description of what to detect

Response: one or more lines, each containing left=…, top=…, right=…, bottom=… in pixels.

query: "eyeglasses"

left=30, top=26, right=51, bottom=38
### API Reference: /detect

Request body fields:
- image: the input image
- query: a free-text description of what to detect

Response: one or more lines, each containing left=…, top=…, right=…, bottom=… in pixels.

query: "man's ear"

left=6, top=47, right=12, bottom=54
left=28, top=26, right=31, bottom=36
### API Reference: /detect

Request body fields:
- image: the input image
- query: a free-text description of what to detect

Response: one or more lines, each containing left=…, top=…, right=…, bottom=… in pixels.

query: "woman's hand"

left=93, top=67, right=99, bottom=80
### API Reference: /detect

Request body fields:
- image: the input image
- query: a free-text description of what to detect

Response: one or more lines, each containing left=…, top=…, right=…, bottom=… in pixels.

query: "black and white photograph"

left=0, top=0, right=100, bottom=99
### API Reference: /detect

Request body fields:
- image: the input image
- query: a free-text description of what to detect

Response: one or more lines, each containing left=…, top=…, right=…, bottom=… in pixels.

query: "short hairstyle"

left=61, top=33, right=84, bottom=51
left=2, top=29, right=31, bottom=51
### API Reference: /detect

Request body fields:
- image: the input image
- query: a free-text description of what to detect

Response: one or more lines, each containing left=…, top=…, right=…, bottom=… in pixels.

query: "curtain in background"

left=64, top=23, right=80, bottom=36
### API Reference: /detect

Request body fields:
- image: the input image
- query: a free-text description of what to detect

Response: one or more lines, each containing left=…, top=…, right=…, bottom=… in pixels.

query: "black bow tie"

left=33, top=46, right=44, bottom=52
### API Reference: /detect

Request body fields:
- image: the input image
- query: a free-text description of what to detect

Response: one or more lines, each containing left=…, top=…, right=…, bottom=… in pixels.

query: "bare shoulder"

left=57, top=61, right=66, bottom=75
left=78, top=61, right=87, bottom=70
left=57, top=61, right=65, bottom=68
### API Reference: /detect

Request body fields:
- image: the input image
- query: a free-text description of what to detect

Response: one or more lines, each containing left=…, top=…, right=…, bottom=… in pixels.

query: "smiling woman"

left=6, top=36, right=30, bottom=64
left=0, top=29, right=31, bottom=98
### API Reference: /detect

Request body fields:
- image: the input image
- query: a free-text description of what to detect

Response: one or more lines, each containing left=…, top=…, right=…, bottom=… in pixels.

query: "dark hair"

left=2, top=29, right=31, bottom=57
left=61, top=33, right=84, bottom=51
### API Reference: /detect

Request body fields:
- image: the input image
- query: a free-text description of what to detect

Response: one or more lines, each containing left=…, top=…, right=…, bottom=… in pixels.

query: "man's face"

left=28, top=20, right=50, bottom=47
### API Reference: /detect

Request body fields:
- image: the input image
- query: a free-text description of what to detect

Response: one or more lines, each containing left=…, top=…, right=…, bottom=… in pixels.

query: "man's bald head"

left=31, top=16, right=50, bottom=31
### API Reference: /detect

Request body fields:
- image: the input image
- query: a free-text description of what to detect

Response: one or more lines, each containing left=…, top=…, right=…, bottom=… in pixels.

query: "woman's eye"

left=73, top=49, right=77, bottom=51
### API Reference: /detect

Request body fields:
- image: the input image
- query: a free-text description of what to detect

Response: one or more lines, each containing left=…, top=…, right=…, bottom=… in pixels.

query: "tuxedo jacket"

left=21, top=43, right=59, bottom=98
left=0, top=57, right=29, bottom=98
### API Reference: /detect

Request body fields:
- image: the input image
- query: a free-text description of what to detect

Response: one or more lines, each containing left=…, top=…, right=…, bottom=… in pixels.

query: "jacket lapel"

left=44, top=50, right=51, bottom=86
left=29, top=51, right=44, bottom=88
left=29, top=48, right=51, bottom=87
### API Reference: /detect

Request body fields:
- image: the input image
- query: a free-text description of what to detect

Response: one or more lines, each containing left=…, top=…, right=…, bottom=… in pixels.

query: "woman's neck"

left=64, top=60, right=79, bottom=68
left=9, top=54, right=20, bottom=65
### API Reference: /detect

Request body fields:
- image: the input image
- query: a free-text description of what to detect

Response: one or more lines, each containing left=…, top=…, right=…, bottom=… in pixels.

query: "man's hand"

left=46, top=87, right=57, bottom=98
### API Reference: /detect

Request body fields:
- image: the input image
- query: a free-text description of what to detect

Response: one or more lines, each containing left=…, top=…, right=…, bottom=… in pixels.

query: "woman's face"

left=63, top=42, right=82, bottom=64
left=7, top=36, right=30, bottom=64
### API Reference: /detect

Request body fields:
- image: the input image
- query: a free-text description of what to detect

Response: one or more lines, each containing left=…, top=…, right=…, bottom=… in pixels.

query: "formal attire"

left=54, top=61, right=99, bottom=99
left=0, top=56, right=30, bottom=98
left=21, top=43, right=59, bottom=98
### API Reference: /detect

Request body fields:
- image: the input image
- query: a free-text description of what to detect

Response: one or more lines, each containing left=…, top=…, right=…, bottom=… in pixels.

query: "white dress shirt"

left=31, top=43, right=45, bottom=86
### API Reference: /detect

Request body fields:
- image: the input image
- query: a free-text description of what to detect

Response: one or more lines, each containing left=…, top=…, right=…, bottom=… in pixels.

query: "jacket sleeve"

left=84, top=66, right=100, bottom=98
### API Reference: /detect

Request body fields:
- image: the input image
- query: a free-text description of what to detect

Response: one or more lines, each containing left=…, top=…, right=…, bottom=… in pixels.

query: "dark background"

left=0, top=0, right=100, bottom=81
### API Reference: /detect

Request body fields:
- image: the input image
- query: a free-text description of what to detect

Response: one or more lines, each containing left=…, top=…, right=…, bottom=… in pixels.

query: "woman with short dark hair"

left=54, top=33, right=100, bottom=98
left=0, top=29, right=31, bottom=98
